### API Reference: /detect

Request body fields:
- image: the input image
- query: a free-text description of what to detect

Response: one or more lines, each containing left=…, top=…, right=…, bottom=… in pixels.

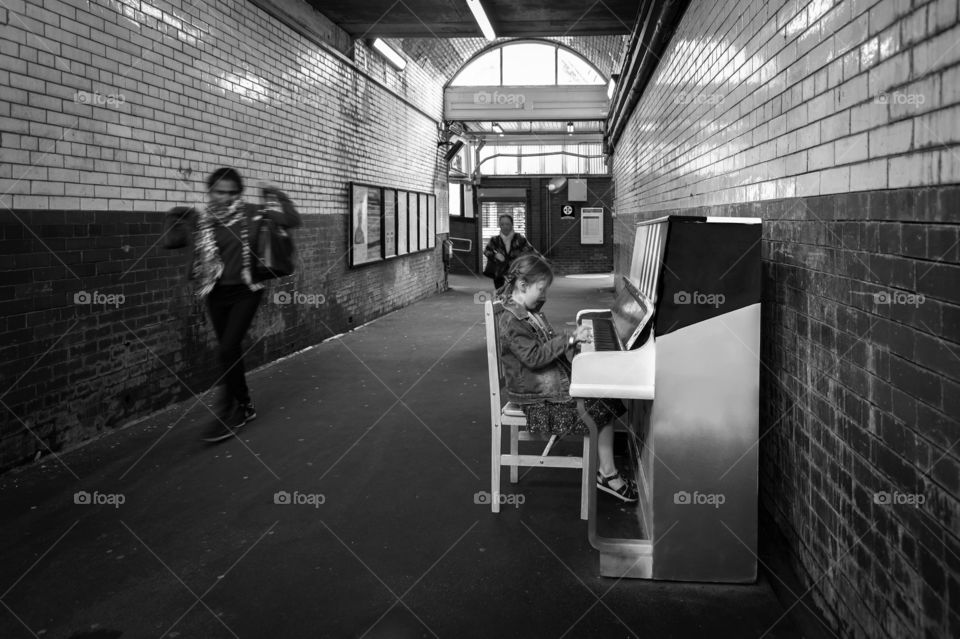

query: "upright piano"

left=570, top=215, right=762, bottom=582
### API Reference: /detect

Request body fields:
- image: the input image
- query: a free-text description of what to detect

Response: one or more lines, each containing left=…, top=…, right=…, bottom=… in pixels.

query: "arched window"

left=449, top=40, right=605, bottom=87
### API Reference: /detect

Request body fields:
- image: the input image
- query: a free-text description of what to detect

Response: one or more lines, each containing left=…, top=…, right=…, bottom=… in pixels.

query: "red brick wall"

left=612, top=0, right=959, bottom=637
left=476, top=176, right=615, bottom=275
left=0, top=0, right=447, bottom=470
left=536, top=177, right=615, bottom=275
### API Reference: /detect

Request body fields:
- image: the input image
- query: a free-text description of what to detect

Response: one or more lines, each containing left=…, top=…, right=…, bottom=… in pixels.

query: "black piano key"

left=592, top=319, right=621, bottom=351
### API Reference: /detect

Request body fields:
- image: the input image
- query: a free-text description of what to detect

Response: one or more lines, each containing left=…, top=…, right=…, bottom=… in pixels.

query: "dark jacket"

left=497, top=297, right=574, bottom=404
left=162, top=194, right=300, bottom=283
left=483, top=233, right=535, bottom=279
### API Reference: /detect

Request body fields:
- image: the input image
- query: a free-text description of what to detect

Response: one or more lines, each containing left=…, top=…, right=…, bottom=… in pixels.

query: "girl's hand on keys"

left=574, top=325, right=593, bottom=344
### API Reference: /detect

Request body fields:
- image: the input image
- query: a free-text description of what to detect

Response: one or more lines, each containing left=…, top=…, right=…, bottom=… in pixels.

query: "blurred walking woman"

left=163, top=167, right=301, bottom=442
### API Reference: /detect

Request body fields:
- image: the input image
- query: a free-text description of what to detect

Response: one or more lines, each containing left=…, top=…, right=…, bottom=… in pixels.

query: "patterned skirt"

left=520, top=397, right=626, bottom=436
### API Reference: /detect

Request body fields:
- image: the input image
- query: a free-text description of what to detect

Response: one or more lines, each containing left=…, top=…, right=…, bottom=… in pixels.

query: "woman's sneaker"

left=202, top=404, right=246, bottom=443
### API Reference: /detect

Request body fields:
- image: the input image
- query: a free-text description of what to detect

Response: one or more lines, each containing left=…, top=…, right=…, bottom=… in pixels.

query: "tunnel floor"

left=0, top=273, right=831, bottom=639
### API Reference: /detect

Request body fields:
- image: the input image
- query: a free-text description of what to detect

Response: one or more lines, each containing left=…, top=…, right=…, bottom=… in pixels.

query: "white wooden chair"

left=484, top=299, right=590, bottom=520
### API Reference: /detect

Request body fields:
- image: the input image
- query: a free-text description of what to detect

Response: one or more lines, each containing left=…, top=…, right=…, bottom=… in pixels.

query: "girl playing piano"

left=497, top=254, right=638, bottom=502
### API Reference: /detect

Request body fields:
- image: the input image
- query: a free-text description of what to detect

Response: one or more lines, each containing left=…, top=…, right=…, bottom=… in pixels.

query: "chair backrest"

left=483, top=299, right=505, bottom=420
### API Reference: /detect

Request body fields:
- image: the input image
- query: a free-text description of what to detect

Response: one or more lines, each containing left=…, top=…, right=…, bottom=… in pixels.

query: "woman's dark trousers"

left=206, top=284, right=264, bottom=411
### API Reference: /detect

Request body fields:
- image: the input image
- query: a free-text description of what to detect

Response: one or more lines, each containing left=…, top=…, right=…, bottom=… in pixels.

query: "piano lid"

left=653, top=218, right=762, bottom=337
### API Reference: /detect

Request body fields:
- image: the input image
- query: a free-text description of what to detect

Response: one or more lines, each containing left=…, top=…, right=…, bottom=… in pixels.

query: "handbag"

left=252, top=213, right=295, bottom=280
left=483, top=257, right=502, bottom=279
left=483, top=236, right=506, bottom=279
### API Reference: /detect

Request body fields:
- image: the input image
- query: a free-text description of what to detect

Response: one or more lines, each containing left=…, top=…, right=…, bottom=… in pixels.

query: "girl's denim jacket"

left=497, top=298, right=574, bottom=405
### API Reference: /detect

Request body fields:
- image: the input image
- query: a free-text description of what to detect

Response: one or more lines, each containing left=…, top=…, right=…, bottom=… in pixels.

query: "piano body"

left=570, top=215, right=762, bottom=582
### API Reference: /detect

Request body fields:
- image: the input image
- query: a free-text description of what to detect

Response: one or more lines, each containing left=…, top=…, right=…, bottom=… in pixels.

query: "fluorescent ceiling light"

left=372, top=38, right=406, bottom=70
left=466, top=0, right=496, bottom=41
left=566, top=121, right=574, bottom=135
left=491, top=122, right=504, bottom=136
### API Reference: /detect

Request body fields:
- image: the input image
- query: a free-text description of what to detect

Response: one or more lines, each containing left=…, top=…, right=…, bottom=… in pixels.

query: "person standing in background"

left=483, top=214, right=537, bottom=290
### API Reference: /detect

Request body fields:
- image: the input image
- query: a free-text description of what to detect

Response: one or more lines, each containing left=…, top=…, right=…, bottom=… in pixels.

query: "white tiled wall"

left=614, top=0, right=960, bottom=213
left=0, top=0, right=443, bottom=213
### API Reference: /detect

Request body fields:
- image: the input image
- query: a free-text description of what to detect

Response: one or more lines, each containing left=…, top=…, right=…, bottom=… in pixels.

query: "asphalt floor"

left=0, top=273, right=831, bottom=639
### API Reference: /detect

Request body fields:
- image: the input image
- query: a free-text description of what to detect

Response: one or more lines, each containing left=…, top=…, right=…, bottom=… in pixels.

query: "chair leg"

left=540, top=434, right=558, bottom=458
left=491, top=421, right=501, bottom=513
left=577, top=401, right=601, bottom=533
left=580, top=434, right=590, bottom=521
left=509, top=424, right=519, bottom=483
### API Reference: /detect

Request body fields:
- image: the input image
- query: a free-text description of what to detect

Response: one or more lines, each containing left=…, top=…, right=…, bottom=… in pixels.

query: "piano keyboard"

left=578, top=319, right=621, bottom=353
left=591, top=318, right=620, bottom=351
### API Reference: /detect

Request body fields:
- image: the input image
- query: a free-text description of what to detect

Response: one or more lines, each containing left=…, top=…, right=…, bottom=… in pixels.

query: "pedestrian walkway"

left=0, top=273, right=828, bottom=638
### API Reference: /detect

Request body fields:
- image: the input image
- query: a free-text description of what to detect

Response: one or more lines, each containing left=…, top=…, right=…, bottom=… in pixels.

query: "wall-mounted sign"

left=568, top=178, right=587, bottom=201
left=581, top=207, right=603, bottom=244
left=350, top=183, right=381, bottom=266
left=561, top=203, right=575, bottom=219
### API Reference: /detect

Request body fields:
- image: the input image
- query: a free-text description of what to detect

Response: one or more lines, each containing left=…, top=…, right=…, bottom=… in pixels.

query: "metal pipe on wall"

left=606, top=0, right=691, bottom=151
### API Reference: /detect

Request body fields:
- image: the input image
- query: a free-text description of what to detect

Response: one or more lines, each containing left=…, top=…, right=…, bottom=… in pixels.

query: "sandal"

left=597, top=470, right=638, bottom=503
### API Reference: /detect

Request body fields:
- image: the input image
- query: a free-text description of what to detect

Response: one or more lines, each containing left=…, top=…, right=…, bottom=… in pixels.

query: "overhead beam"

left=444, top=85, right=609, bottom=121
left=331, top=22, right=633, bottom=38
left=477, top=133, right=603, bottom=145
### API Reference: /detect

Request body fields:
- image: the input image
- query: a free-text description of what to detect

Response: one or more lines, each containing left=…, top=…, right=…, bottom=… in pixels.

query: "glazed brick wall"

left=0, top=0, right=448, bottom=471
left=611, top=0, right=959, bottom=638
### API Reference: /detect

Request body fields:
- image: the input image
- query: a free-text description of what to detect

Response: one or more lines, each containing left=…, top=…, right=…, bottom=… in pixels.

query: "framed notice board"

left=350, top=182, right=436, bottom=267
left=427, top=194, right=436, bottom=248
left=418, top=193, right=428, bottom=250
left=397, top=190, right=408, bottom=255
left=408, top=191, right=419, bottom=251
left=350, top=183, right=381, bottom=266
left=383, top=188, right=397, bottom=258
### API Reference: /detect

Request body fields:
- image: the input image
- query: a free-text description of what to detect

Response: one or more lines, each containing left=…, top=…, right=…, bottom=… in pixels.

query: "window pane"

left=542, top=145, right=563, bottom=174
left=480, top=145, right=519, bottom=175
left=448, top=182, right=461, bottom=217
left=519, top=145, right=540, bottom=175
left=494, top=149, right=519, bottom=175
left=478, top=145, right=493, bottom=176
left=482, top=143, right=608, bottom=176
left=557, top=49, right=604, bottom=85
left=502, top=43, right=555, bottom=85
left=450, top=49, right=501, bottom=85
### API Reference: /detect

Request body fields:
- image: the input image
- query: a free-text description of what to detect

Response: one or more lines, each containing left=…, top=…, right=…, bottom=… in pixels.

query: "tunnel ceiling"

left=311, top=0, right=641, bottom=38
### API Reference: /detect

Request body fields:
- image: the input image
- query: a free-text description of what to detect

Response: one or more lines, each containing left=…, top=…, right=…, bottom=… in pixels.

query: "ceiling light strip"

left=466, top=0, right=496, bottom=41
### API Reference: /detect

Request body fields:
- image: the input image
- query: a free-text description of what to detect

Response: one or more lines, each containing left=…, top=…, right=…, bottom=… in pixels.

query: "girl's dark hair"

left=503, top=253, right=553, bottom=296
left=206, top=167, right=244, bottom=192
